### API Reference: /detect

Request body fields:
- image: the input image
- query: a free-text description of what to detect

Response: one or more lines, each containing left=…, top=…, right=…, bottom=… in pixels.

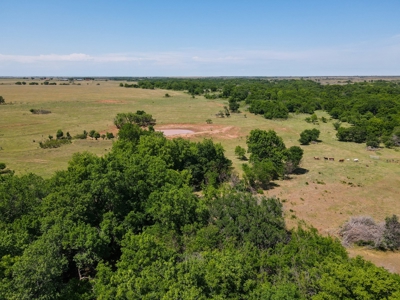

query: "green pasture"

left=0, top=79, right=399, bottom=221
left=1, top=78, right=400, bottom=271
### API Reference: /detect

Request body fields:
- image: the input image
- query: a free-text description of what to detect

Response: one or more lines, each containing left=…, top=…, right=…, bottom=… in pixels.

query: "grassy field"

left=1, top=78, right=400, bottom=272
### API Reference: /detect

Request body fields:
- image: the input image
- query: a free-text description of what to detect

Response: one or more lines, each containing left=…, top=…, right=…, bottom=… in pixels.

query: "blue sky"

left=1, top=0, right=399, bottom=76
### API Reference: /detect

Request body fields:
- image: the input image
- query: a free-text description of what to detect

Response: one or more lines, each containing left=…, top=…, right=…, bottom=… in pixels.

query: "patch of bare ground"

left=155, top=123, right=241, bottom=139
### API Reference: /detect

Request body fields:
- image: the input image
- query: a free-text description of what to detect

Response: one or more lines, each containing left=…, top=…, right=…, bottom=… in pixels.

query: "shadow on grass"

left=263, top=182, right=280, bottom=190
left=286, top=167, right=309, bottom=179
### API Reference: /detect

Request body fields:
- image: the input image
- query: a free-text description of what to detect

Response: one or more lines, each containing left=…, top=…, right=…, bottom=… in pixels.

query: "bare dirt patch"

left=155, top=123, right=241, bottom=139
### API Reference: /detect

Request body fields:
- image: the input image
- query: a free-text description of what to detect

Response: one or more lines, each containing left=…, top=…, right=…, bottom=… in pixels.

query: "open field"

left=1, top=78, right=400, bottom=272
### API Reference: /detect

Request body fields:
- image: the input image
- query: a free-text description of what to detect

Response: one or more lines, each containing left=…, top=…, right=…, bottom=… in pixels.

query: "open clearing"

left=1, top=78, right=399, bottom=272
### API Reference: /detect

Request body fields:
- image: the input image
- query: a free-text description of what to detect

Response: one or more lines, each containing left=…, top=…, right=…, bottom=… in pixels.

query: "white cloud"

left=1, top=36, right=400, bottom=75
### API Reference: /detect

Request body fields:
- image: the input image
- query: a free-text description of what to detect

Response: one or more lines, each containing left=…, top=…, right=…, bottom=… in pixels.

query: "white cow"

left=354, top=158, right=359, bottom=162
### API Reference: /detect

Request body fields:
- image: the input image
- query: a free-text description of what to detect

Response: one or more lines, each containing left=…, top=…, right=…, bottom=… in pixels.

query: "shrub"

left=39, top=139, right=71, bottom=149
left=383, top=215, right=400, bottom=250
left=56, top=129, right=64, bottom=139
left=0, top=96, right=5, bottom=104
left=299, top=129, right=320, bottom=145
left=106, top=132, right=114, bottom=139
left=30, top=109, right=51, bottom=114
left=234, top=145, right=246, bottom=160
left=366, top=140, right=379, bottom=148
left=333, top=121, right=341, bottom=130
left=89, top=130, right=96, bottom=139
left=340, top=216, right=384, bottom=248
left=74, top=130, right=88, bottom=139
left=114, top=111, right=156, bottom=128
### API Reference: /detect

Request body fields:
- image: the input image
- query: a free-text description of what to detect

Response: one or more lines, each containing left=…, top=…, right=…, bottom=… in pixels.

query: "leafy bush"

left=299, top=128, right=320, bottom=145
left=234, top=145, right=246, bottom=160
left=114, top=111, right=156, bottom=128
left=383, top=215, right=400, bottom=250
left=74, top=130, right=88, bottom=139
left=30, top=109, right=51, bottom=114
left=39, top=139, right=71, bottom=149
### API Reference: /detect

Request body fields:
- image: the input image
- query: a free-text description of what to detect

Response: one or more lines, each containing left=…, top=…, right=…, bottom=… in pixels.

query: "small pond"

left=158, top=129, right=195, bottom=136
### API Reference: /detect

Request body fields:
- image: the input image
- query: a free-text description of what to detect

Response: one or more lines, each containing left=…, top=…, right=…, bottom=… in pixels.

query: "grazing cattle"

left=366, top=164, right=369, bottom=167
left=324, top=157, right=329, bottom=160
left=339, top=159, right=344, bottom=162
left=354, top=158, right=359, bottom=162
left=329, top=158, right=334, bottom=161
left=314, top=157, right=320, bottom=160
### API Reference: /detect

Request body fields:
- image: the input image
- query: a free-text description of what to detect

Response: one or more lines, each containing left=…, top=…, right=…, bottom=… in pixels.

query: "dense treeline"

left=1, top=122, right=400, bottom=299
left=134, top=78, right=400, bottom=147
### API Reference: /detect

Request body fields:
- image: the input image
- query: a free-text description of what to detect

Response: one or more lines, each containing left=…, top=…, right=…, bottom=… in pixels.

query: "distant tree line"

left=134, top=78, right=400, bottom=148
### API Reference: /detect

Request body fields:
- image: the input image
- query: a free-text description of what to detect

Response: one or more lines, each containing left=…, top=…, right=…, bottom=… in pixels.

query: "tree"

left=56, top=129, right=64, bottom=139
left=88, top=130, right=96, bottom=139
left=117, top=123, right=144, bottom=143
left=0, top=96, right=5, bottom=104
left=310, top=113, right=318, bottom=124
left=106, top=132, right=114, bottom=139
left=242, top=159, right=277, bottom=189
left=383, top=215, right=400, bottom=250
left=228, top=99, right=239, bottom=112
left=114, top=111, right=156, bottom=128
left=208, top=192, right=287, bottom=248
left=246, top=129, right=286, bottom=163
left=284, top=146, right=304, bottom=176
left=234, top=145, right=246, bottom=160
left=299, top=129, right=320, bottom=145
left=223, top=106, right=230, bottom=117
left=94, top=132, right=101, bottom=140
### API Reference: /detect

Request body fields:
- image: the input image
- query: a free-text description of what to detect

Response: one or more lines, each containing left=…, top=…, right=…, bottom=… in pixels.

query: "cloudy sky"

left=1, top=0, right=399, bottom=76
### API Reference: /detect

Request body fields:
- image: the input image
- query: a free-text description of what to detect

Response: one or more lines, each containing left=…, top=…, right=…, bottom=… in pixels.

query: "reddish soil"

left=102, top=123, right=241, bottom=139
left=155, top=123, right=241, bottom=139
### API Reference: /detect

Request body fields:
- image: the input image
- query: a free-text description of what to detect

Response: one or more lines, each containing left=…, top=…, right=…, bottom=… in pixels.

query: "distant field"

left=1, top=78, right=400, bottom=272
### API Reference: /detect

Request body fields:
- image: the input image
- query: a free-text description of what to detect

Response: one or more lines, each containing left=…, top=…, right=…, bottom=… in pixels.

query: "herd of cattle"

left=313, top=157, right=359, bottom=162
left=386, top=159, right=400, bottom=163
left=313, top=157, right=399, bottom=165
